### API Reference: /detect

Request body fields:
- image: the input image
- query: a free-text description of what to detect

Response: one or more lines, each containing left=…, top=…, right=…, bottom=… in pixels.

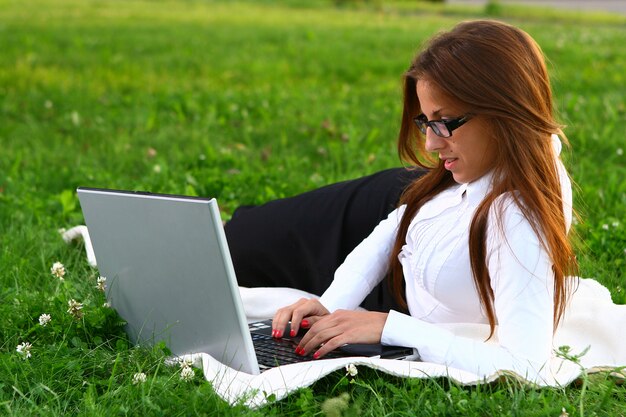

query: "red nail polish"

left=301, top=319, right=309, bottom=328
left=290, top=329, right=296, bottom=337
left=313, top=351, right=320, bottom=359
left=295, top=346, right=303, bottom=355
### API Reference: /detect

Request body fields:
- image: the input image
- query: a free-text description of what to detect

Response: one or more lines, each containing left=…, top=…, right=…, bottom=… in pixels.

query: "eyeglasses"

left=413, top=113, right=472, bottom=138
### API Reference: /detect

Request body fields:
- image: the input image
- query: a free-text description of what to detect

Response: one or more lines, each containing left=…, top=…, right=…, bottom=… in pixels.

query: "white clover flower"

left=44, top=100, right=53, bottom=109
left=612, top=221, right=619, bottom=228
left=179, top=358, right=193, bottom=368
left=617, top=148, right=624, bottom=156
left=602, top=224, right=609, bottom=231
left=153, top=164, right=162, bottom=173
left=38, top=313, right=52, bottom=326
left=96, top=276, right=107, bottom=292
left=345, top=363, right=358, bottom=377
left=71, top=111, right=81, bottom=126
left=132, top=372, right=147, bottom=385
left=180, top=365, right=195, bottom=382
left=16, top=342, right=32, bottom=359
left=51, top=262, right=66, bottom=281
left=103, top=302, right=112, bottom=308
left=67, top=299, right=84, bottom=319
left=178, top=359, right=195, bottom=381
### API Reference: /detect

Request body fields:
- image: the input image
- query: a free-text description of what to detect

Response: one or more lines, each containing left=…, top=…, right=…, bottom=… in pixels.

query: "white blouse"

left=319, top=135, right=573, bottom=378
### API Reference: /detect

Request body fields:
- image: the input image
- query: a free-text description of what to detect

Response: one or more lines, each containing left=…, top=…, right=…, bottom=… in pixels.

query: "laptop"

left=77, top=187, right=418, bottom=374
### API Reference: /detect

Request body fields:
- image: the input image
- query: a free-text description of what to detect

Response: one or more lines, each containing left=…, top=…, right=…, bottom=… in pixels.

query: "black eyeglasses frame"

left=413, top=113, right=473, bottom=138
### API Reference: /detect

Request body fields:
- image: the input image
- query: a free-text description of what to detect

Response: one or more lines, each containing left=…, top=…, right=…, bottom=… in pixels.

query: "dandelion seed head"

left=612, top=221, right=619, bottom=228
left=16, top=342, right=32, bottom=359
left=153, top=164, right=162, bottom=174
left=132, top=372, right=147, bottom=385
left=602, top=224, right=609, bottom=230
left=38, top=313, right=51, bottom=326
left=67, top=299, right=84, bottom=319
left=51, top=262, right=66, bottom=280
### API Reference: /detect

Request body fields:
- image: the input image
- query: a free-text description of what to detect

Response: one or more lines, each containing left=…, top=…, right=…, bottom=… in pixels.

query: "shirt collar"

left=461, top=170, right=494, bottom=206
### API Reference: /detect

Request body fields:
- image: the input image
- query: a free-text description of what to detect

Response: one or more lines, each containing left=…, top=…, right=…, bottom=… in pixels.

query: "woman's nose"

left=424, top=128, right=446, bottom=152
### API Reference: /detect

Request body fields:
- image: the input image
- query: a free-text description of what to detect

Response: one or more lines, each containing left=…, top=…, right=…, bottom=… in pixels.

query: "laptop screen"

left=77, top=187, right=261, bottom=374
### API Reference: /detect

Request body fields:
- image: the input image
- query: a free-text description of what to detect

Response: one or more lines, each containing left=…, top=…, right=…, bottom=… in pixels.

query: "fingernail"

left=295, top=346, right=303, bottom=355
left=313, top=351, right=320, bottom=359
left=301, top=319, right=309, bottom=328
left=290, top=329, right=296, bottom=337
left=272, top=330, right=277, bottom=337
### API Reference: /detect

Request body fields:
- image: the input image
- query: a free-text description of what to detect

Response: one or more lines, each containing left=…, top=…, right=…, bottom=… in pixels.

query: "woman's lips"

left=444, top=158, right=458, bottom=170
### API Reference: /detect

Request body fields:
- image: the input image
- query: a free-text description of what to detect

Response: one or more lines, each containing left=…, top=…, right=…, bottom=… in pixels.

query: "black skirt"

left=224, top=167, right=426, bottom=312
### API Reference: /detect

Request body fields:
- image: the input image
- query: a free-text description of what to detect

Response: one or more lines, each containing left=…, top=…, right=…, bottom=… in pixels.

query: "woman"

left=265, top=20, right=578, bottom=377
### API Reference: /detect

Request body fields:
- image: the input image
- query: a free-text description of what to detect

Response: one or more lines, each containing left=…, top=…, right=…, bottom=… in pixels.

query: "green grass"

left=1, top=0, right=625, bottom=415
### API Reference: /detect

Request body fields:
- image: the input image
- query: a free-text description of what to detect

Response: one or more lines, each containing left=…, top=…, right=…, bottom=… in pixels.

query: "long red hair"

left=390, top=20, right=578, bottom=337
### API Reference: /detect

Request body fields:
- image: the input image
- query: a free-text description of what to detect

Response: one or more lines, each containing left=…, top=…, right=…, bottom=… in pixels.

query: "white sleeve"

left=381, top=198, right=555, bottom=379
left=319, top=205, right=405, bottom=312
left=557, top=158, right=572, bottom=233
left=552, top=133, right=573, bottom=233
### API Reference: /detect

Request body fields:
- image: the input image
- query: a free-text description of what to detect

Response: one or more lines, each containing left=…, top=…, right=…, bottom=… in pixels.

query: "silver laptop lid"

left=77, top=187, right=260, bottom=374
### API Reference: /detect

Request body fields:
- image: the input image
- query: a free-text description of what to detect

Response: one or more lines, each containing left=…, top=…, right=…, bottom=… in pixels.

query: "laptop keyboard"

left=252, top=332, right=343, bottom=370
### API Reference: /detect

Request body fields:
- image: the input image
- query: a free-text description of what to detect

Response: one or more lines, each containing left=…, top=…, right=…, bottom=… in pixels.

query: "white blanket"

left=63, top=226, right=626, bottom=408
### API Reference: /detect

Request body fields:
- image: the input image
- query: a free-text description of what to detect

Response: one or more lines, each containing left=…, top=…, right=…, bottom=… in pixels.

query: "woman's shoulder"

left=485, top=191, right=544, bottom=250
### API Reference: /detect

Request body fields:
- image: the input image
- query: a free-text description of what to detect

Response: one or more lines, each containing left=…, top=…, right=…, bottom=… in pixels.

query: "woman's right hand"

left=272, top=298, right=330, bottom=338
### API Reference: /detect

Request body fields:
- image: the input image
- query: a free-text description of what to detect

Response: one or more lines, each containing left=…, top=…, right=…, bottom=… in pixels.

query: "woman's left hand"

left=295, top=310, right=389, bottom=359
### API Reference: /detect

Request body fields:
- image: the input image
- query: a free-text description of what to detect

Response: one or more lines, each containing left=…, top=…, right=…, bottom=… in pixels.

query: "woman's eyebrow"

left=430, top=108, right=443, bottom=118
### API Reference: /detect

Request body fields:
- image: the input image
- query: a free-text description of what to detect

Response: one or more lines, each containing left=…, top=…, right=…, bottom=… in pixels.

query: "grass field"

left=1, top=0, right=625, bottom=415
